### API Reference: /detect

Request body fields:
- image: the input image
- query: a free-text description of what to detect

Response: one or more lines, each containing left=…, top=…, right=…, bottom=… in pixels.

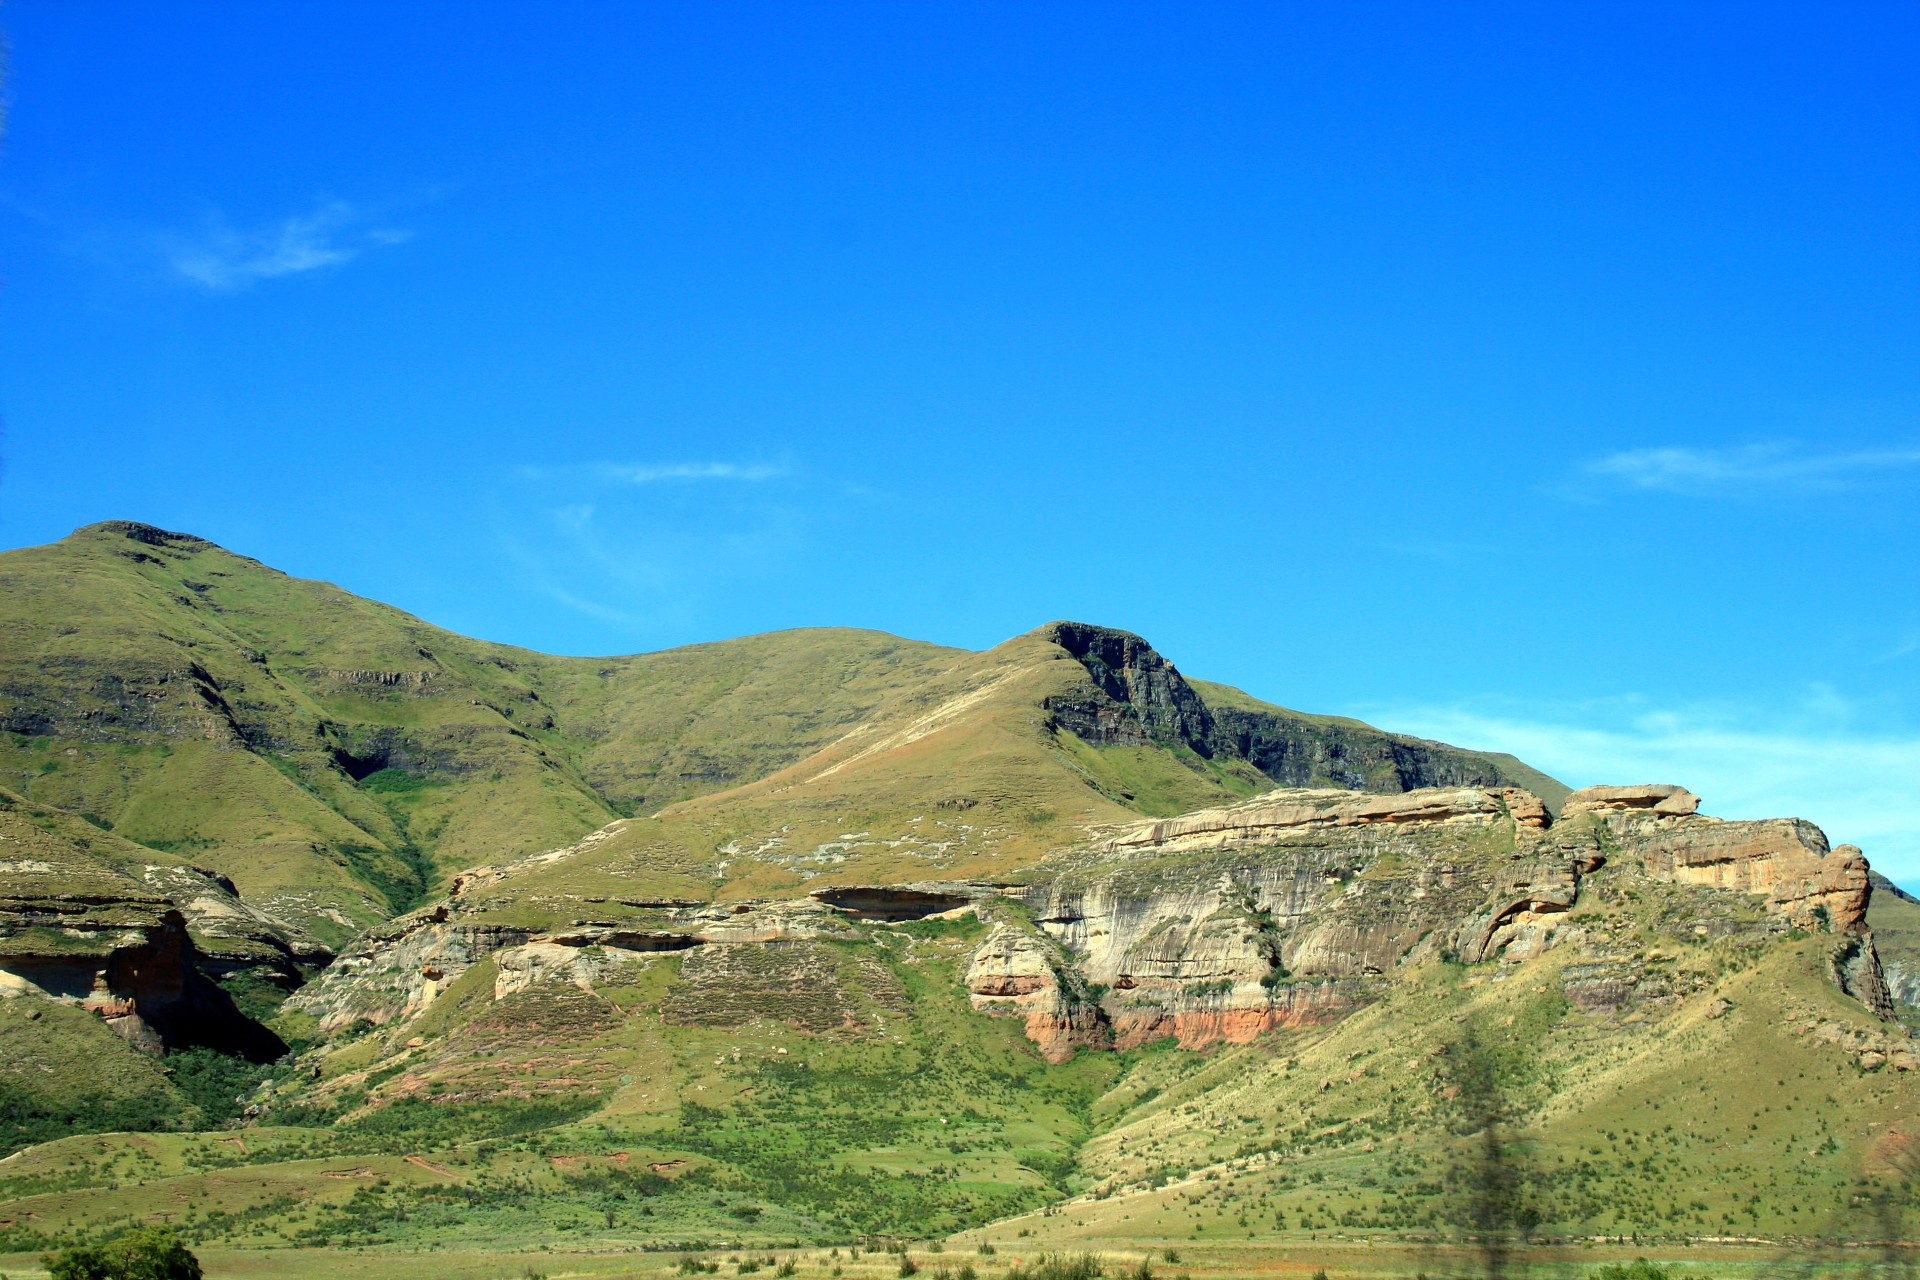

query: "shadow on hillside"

left=1425, top=1011, right=1538, bottom=1280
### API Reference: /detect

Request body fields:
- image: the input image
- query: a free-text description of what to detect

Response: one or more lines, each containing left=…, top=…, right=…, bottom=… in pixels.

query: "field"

left=0, top=1239, right=1907, bottom=1279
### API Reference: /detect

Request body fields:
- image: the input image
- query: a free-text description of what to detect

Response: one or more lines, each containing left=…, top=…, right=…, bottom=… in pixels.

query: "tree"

left=43, top=1226, right=203, bottom=1280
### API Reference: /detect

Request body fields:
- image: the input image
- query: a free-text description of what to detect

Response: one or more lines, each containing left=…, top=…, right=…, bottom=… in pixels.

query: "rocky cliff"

left=284, top=778, right=1897, bottom=1074
left=1868, top=870, right=1920, bottom=1021
left=1039, top=621, right=1570, bottom=805
left=0, top=789, right=305, bottom=1057
left=962, top=782, right=1895, bottom=1059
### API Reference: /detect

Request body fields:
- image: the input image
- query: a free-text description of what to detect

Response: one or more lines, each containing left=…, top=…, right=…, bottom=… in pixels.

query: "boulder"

left=1562, top=784, right=1701, bottom=818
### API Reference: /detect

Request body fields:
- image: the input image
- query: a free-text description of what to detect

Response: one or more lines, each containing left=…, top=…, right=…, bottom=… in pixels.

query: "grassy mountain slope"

left=47, top=521, right=1920, bottom=1271
left=0, top=916, right=1134, bottom=1253
left=990, top=925, right=1910, bottom=1250
left=2, top=523, right=1563, bottom=941
left=0, top=523, right=972, bottom=940
left=2, top=859, right=1909, bottom=1260
left=438, top=626, right=1565, bottom=923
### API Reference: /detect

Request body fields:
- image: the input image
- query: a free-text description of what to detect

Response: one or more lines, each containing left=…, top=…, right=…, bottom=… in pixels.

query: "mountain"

left=0, top=521, right=1551, bottom=937
left=0, top=520, right=1911, bottom=1271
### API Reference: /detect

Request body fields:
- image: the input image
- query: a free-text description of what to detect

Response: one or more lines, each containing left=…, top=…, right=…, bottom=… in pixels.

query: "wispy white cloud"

left=515, top=461, right=791, bottom=486
left=598, top=462, right=787, bottom=484
left=166, top=201, right=410, bottom=291
left=491, top=458, right=813, bottom=633
left=1583, top=443, right=1920, bottom=495
left=1371, top=695, right=1920, bottom=885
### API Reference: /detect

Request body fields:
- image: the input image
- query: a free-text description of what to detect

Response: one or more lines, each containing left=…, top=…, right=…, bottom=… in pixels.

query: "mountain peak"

left=73, top=519, right=214, bottom=550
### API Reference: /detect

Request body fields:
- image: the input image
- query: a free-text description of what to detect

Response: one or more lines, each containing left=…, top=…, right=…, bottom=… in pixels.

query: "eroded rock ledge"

left=966, top=782, right=1892, bottom=1059
left=290, top=782, right=1896, bottom=1065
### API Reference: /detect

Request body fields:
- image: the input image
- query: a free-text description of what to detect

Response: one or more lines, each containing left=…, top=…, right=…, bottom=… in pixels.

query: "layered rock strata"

left=0, top=902, right=281, bottom=1056
left=1039, top=622, right=1567, bottom=800
left=963, top=783, right=1896, bottom=1059
left=0, top=793, right=312, bottom=1055
left=287, top=896, right=858, bottom=1033
left=288, top=781, right=1896, bottom=1070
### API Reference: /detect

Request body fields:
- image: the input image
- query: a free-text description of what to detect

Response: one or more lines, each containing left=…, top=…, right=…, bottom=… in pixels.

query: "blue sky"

left=2, top=2, right=1918, bottom=884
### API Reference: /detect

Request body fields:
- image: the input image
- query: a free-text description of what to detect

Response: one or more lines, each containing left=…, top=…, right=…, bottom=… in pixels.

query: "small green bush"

left=1589, top=1263, right=1673, bottom=1280
left=43, top=1226, right=202, bottom=1280
left=1006, top=1254, right=1104, bottom=1280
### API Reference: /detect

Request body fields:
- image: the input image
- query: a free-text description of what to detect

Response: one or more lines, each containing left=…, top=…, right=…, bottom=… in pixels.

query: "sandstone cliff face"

left=0, top=794, right=309, bottom=1055
left=1587, top=798, right=1872, bottom=933
left=0, top=903, right=278, bottom=1057
left=288, top=780, right=1898, bottom=1073
left=286, top=896, right=857, bottom=1033
left=964, top=922, right=1114, bottom=1061
left=959, top=783, right=1898, bottom=1059
left=965, top=787, right=1573, bottom=1056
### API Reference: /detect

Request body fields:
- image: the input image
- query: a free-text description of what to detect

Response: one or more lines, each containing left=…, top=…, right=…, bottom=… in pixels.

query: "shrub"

left=44, top=1227, right=202, bottom=1280
left=1589, top=1264, right=1673, bottom=1280
left=1006, top=1254, right=1104, bottom=1280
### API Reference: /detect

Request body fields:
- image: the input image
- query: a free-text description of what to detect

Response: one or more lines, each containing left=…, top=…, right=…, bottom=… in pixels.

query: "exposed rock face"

left=494, top=939, right=643, bottom=999
left=965, top=923, right=1112, bottom=1061
left=1832, top=933, right=1897, bottom=1020
left=1042, top=623, right=1218, bottom=751
left=287, top=904, right=536, bottom=1033
left=1100, top=787, right=1545, bottom=854
left=0, top=904, right=279, bottom=1057
left=1887, top=962, right=1920, bottom=1011
left=959, top=782, right=1899, bottom=1057
left=287, top=897, right=858, bottom=1033
left=1037, top=622, right=1566, bottom=800
left=292, top=778, right=1901, bottom=1070
left=1562, top=784, right=1701, bottom=817
left=0, top=796, right=307, bottom=1056
left=1620, top=815, right=1871, bottom=932
left=963, top=786, right=1585, bottom=1055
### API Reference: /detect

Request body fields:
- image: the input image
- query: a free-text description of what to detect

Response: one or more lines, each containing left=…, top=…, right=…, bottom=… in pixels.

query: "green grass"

left=0, top=522, right=1569, bottom=945
left=10, top=519, right=1909, bottom=1271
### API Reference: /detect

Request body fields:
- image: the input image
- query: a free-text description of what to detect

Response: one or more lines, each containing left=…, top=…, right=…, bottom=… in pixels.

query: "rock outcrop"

left=0, top=790, right=307, bottom=1056
left=959, top=782, right=1899, bottom=1058
left=1036, top=622, right=1569, bottom=803
left=1609, top=813, right=1871, bottom=932
left=966, top=786, right=1584, bottom=1054
left=965, top=922, right=1113, bottom=1061
left=1561, top=784, right=1701, bottom=817
left=287, top=896, right=859, bottom=1033
left=0, top=903, right=281, bottom=1057
left=288, top=778, right=1901, bottom=1070
left=1041, top=623, right=1218, bottom=752
left=1099, top=786, right=1548, bottom=854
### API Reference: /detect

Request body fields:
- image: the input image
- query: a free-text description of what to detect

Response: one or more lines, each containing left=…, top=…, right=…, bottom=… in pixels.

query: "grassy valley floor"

left=0, top=1241, right=1908, bottom=1279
